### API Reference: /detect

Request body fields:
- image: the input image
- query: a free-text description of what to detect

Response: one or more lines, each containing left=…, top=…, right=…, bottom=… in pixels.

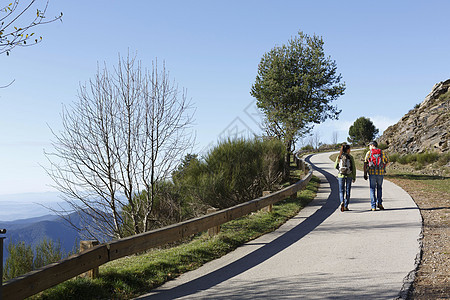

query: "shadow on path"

left=142, top=155, right=339, bottom=299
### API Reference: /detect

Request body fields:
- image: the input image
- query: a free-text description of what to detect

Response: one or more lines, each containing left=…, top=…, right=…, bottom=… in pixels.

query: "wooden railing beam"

left=2, top=157, right=311, bottom=300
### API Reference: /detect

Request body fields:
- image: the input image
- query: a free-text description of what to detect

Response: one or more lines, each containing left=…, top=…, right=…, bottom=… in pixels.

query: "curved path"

left=137, top=152, right=422, bottom=299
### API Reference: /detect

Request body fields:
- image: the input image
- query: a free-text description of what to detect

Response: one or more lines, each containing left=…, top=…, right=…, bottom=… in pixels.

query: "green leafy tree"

left=348, top=117, right=379, bottom=145
left=251, top=30, right=345, bottom=156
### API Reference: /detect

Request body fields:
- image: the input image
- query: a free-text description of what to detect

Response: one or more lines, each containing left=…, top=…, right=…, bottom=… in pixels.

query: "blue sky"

left=1, top=0, right=450, bottom=196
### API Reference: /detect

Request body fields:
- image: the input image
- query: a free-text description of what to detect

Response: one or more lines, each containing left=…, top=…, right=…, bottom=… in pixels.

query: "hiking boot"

left=344, top=207, right=349, bottom=211
left=340, top=203, right=345, bottom=212
left=377, top=204, right=385, bottom=210
left=371, top=208, right=376, bottom=211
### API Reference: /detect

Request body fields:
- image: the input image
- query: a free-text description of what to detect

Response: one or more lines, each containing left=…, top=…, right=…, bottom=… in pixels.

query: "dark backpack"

left=368, top=148, right=385, bottom=170
left=339, top=154, right=352, bottom=175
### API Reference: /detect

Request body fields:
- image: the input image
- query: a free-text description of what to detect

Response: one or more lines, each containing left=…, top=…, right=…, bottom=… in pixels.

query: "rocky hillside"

left=380, top=79, right=450, bottom=154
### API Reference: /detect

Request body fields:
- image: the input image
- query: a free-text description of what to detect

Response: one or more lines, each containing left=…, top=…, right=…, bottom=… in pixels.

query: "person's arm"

left=363, top=151, right=369, bottom=180
left=383, top=150, right=389, bottom=164
left=334, top=156, right=340, bottom=170
left=382, top=150, right=389, bottom=173
left=351, top=156, right=356, bottom=182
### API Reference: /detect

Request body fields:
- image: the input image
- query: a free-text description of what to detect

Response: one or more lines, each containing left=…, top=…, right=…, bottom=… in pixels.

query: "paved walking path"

left=137, top=152, right=422, bottom=299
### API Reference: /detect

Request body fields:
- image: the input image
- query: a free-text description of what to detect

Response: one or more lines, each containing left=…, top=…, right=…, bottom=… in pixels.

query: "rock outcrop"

left=379, top=79, right=450, bottom=154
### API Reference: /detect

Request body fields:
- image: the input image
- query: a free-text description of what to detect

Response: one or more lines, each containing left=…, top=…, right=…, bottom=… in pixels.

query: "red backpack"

left=368, top=148, right=385, bottom=170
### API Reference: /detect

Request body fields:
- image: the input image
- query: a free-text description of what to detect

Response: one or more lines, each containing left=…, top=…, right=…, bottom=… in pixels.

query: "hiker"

left=364, top=141, right=389, bottom=211
left=335, top=144, right=356, bottom=211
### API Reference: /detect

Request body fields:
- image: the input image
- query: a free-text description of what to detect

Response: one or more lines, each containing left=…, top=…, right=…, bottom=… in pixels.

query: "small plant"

left=414, top=162, right=424, bottom=171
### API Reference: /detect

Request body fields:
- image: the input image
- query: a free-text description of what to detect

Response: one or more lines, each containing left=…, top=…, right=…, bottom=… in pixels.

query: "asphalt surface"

left=136, top=151, right=422, bottom=299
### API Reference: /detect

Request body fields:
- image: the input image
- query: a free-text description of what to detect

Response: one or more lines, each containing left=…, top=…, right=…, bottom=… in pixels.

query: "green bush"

left=414, top=162, right=424, bottom=170
left=389, top=153, right=400, bottom=163
left=378, top=143, right=388, bottom=150
left=389, top=151, right=445, bottom=167
left=173, top=138, right=286, bottom=210
left=405, top=153, right=417, bottom=164
left=300, top=144, right=314, bottom=151
left=417, top=152, right=439, bottom=164
left=437, top=152, right=450, bottom=166
left=202, top=138, right=286, bottom=209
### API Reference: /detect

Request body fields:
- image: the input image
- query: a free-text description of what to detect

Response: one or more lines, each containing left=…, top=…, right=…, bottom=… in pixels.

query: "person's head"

left=340, top=144, right=351, bottom=157
left=368, top=141, right=378, bottom=149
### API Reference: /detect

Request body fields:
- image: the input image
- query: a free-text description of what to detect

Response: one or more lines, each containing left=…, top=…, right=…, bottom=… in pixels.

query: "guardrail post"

left=261, top=191, right=273, bottom=212
left=1, top=228, right=6, bottom=300
left=301, top=160, right=306, bottom=174
left=79, top=240, right=99, bottom=279
left=207, top=208, right=220, bottom=237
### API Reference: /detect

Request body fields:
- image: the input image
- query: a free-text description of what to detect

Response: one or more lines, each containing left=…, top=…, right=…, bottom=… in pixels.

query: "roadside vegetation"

left=31, top=161, right=319, bottom=300
left=3, top=239, right=74, bottom=281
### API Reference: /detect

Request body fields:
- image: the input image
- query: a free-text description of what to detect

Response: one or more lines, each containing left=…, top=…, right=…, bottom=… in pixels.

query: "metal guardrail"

left=1, top=155, right=311, bottom=300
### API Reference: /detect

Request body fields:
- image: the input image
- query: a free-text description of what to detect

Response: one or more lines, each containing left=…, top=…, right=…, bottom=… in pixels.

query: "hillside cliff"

left=380, top=79, right=450, bottom=154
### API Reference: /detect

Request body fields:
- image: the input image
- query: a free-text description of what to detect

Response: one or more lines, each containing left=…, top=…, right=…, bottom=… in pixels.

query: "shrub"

left=173, top=138, right=286, bottom=210
left=417, top=152, right=439, bottom=165
left=202, top=138, right=285, bottom=209
left=300, top=144, right=314, bottom=151
left=437, top=152, right=450, bottom=166
left=389, top=153, right=400, bottom=163
left=390, top=151, right=444, bottom=167
left=378, top=143, right=388, bottom=150
left=405, top=153, right=417, bottom=164
left=414, top=162, right=424, bottom=170
left=439, top=89, right=450, bottom=101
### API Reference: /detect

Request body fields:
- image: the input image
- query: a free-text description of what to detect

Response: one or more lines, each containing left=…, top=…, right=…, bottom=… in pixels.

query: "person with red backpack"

left=364, top=141, right=389, bottom=211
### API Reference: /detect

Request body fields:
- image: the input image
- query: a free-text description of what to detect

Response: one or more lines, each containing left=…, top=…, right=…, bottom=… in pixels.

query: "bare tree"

left=0, top=0, right=62, bottom=56
left=332, top=131, right=339, bottom=145
left=309, top=131, right=321, bottom=150
left=45, top=54, right=195, bottom=241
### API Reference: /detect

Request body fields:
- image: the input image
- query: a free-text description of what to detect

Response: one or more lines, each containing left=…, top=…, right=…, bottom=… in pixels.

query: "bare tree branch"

left=0, top=0, right=62, bottom=56
left=44, top=53, right=195, bottom=241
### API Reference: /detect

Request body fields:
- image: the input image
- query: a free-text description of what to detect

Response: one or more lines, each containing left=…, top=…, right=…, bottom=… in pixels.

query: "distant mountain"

left=1, top=213, right=82, bottom=263
left=1, top=214, right=59, bottom=227
left=380, top=79, right=450, bottom=154
left=0, top=191, right=66, bottom=221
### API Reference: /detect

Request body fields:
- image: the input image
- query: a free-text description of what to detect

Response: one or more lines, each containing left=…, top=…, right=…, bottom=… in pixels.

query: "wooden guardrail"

left=2, top=156, right=311, bottom=300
